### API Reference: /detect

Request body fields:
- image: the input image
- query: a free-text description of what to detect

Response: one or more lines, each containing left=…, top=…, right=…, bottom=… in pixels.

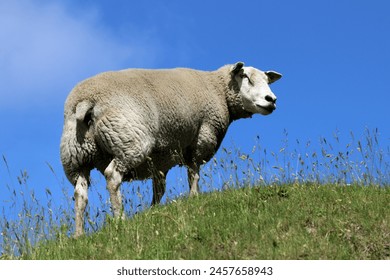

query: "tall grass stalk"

left=201, top=128, right=389, bottom=188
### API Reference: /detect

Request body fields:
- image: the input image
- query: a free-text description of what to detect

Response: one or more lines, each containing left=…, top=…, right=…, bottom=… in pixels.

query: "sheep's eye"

left=240, top=73, right=253, bottom=85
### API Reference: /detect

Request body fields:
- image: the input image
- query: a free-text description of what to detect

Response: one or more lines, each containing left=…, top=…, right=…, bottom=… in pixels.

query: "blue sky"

left=0, top=0, right=389, bottom=216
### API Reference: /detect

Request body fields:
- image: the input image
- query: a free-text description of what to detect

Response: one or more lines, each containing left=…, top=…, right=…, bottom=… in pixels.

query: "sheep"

left=60, top=62, right=282, bottom=236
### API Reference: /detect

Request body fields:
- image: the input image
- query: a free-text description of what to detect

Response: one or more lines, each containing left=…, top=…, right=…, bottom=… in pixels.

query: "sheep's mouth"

left=256, top=104, right=276, bottom=113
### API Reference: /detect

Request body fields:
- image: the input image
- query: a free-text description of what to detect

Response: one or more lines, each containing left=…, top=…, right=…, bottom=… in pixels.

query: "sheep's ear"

left=230, top=62, right=245, bottom=75
left=265, top=71, right=282, bottom=84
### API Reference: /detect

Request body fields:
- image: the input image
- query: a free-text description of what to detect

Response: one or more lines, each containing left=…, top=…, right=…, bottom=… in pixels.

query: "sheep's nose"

left=265, top=95, right=277, bottom=103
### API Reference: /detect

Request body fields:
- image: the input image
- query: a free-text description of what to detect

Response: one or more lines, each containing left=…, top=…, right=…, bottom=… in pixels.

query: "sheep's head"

left=230, top=62, right=282, bottom=116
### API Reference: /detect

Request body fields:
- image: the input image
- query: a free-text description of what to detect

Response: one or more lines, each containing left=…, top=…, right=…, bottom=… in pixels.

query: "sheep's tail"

left=60, top=100, right=96, bottom=185
left=76, top=100, right=94, bottom=128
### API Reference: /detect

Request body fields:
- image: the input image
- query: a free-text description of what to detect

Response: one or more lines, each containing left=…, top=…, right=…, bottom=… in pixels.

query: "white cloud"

left=0, top=0, right=157, bottom=109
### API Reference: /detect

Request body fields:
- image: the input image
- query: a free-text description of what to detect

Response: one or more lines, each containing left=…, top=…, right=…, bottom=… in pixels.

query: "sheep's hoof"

left=73, top=231, right=84, bottom=239
left=189, top=190, right=199, bottom=197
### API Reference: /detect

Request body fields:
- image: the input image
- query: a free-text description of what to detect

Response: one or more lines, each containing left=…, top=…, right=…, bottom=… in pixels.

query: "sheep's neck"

left=215, top=69, right=254, bottom=123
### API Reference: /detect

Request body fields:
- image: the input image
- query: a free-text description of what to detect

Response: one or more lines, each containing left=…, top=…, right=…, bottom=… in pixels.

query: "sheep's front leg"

left=104, top=160, right=124, bottom=219
left=187, top=164, right=200, bottom=196
left=74, top=172, right=89, bottom=237
left=152, top=171, right=167, bottom=205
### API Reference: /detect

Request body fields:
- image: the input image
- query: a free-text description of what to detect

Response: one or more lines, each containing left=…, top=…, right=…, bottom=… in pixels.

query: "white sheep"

left=60, top=62, right=282, bottom=236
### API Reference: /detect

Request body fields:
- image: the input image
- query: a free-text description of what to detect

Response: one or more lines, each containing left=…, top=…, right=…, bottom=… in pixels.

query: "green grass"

left=23, top=184, right=390, bottom=260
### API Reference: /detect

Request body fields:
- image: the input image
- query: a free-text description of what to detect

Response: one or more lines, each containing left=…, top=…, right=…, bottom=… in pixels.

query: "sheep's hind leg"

left=152, top=171, right=167, bottom=205
left=187, top=163, right=200, bottom=196
left=74, top=172, right=90, bottom=237
left=104, top=160, right=125, bottom=219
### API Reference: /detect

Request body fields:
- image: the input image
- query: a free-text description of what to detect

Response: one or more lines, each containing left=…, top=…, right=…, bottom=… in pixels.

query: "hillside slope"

left=25, top=184, right=390, bottom=259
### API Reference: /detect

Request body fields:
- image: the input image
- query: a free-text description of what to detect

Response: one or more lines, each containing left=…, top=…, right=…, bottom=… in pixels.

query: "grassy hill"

left=23, top=184, right=390, bottom=260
